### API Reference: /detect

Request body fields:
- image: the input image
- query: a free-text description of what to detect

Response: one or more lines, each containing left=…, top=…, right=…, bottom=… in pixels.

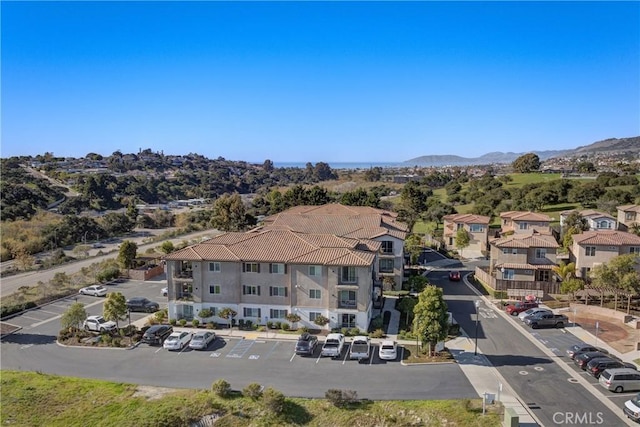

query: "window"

left=338, top=290, right=357, bottom=308
left=626, top=212, right=636, bottom=221
left=269, top=286, right=288, bottom=297
left=502, top=269, right=515, bottom=280
left=310, top=289, right=321, bottom=299
left=597, top=220, right=611, bottom=229
left=242, top=285, right=261, bottom=296
left=585, top=246, right=596, bottom=256
left=470, top=224, right=484, bottom=232
left=448, top=237, right=454, bottom=245
left=379, top=258, right=394, bottom=273
left=502, top=248, right=518, bottom=255
left=341, top=313, right=356, bottom=328
left=456, top=223, right=464, bottom=230
left=208, top=285, right=221, bottom=294
left=243, top=307, right=261, bottom=318
left=309, top=312, right=322, bottom=322
left=381, top=241, right=394, bottom=254
left=269, top=309, right=287, bottom=319
left=519, top=222, right=528, bottom=230
left=309, top=265, right=322, bottom=276
left=631, top=247, right=640, bottom=254
left=535, top=248, right=546, bottom=259
left=341, top=266, right=357, bottom=283
left=269, top=263, right=286, bottom=274
left=208, top=262, right=221, bottom=272
left=536, top=270, right=550, bottom=281
left=243, top=263, right=260, bottom=273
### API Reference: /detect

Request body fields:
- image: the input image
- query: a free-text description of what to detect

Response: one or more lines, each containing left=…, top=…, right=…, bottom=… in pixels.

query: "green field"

left=0, top=370, right=501, bottom=427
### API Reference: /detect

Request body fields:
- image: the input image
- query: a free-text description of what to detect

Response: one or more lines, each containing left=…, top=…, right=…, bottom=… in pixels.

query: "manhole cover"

left=519, top=370, right=529, bottom=375
left=534, top=366, right=544, bottom=371
left=568, top=378, right=580, bottom=383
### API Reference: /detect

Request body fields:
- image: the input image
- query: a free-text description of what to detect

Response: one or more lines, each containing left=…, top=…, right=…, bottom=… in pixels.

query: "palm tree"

left=630, top=223, right=640, bottom=237
left=552, top=262, right=576, bottom=282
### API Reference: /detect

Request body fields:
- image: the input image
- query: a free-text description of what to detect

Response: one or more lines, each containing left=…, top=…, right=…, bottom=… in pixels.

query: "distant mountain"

left=404, top=136, right=639, bottom=166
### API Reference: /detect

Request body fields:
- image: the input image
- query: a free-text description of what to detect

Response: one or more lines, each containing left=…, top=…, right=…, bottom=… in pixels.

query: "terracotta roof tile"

left=496, top=263, right=556, bottom=270
left=572, top=230, right=640, bottom=246
left=500, top=211, right=552, bottom=222
left=491, top=232, right=559, bottom=248
left=618, top=204, right=640, bottom=213
left=442, top=213, right=491, bottom=224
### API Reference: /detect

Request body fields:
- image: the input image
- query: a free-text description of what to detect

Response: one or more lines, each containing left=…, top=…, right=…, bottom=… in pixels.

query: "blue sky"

left=2, top=1, right=639, bottom=163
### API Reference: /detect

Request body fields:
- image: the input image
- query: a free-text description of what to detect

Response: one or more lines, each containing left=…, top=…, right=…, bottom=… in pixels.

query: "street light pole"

left=474, top=300, right=481, bottom=356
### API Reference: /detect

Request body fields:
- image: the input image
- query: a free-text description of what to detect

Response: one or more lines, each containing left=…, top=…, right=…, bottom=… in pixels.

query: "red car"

left=448, top=271, right=461, bottom=281
left=505, top=301, right=538, bottom=315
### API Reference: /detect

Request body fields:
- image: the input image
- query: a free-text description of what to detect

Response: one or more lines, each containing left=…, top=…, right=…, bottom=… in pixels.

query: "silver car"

left=189, top=331, right=216, bottom=350
left=518, top=307, right=552, bottom=322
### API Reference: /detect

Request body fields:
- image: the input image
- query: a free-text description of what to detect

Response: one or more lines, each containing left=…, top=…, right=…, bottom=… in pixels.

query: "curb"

left=56, top=338, right=141, bottom=351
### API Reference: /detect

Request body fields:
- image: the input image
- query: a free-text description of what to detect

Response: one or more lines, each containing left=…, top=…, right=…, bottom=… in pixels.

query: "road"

left=429, top=268, right=631, bottom=427
left=0, top=229, right=219, bottom=299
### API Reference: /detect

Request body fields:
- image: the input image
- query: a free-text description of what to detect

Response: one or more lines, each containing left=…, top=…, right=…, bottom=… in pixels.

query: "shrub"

left=244, top=320, right=253, bottom=330
left=281, top=323, right=290, bottom=331
left=300, top=326, right=309, bottom=333
left=178, top=319, right=187, bottom=327
left=169, top=318, right=177, bottom=326
left=371, top=329, right=385, bottom=338
left=267, top=321, right=274, bottom=329
left=274, top=321, right=282, bottom=329
left=243, top=383, right=263, bottom=400
left=313, top=315, right=329, bottom=327
left=370, top=315, right=383, bottom=329
left=211, top=379, right=231, bottom=398
left=198, top=308, right=213, bottom=318
left=262, top=387, right=285, bottom=415
left=341, top=327, right=349, bottom=336
left=206, top=322, right=215, bottom=329
left=238, top=319, right=245, bottom=329
left=349, top=327, right=360, bottom=336
left=325, top=389, right=358, bottom=408
left=192, top=319, right=200, bottom=328
left=154, top=311, right=165, bottom=322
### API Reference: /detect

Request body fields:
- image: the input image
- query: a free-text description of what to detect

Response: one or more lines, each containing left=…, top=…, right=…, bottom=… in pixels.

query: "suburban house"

left=617, top=205, right=640, bottom=231
left=479, top=231, right=560, bottom=298
left=559, top=209, right=617, bottom=234
left=163, top=204, right=408, bottom=331
left=442, top=213, right=490, bottom=258
left=498, top=211, right=553, bottom=236
left=570, top=230, right=640, bottom=279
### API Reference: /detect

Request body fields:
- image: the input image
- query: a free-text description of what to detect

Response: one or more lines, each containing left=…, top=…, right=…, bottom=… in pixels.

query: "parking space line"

left=226, top=338, right=254, bottom=358
left=342, top=345, right=350, bottom=365
left=155, top=347, right=163, bottom=354
left=21, top=315, right=44, bottom=321
left=263, top=341, right=281, bottom=359
left=315, top=353, right=322, bottom=364
left=289, top=352, right=296, bottom=362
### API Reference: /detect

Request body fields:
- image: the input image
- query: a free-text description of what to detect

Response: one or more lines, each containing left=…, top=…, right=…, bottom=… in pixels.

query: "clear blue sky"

left=2, top=1, right=639, bottom=163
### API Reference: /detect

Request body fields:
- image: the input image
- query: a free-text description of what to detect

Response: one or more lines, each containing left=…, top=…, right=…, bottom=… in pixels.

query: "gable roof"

left=572, top=230, right=640, bottom=246
left=164, top=229, right=379, bottom=266
left=500, top=211, right=552, bottom=222
left=618, top=205, right=640, bottom=213
left=491, top=232, right=559, bottom=249
left=560, top=209, right=615, bottom=221
left=443, top=213, right=491, bottom=225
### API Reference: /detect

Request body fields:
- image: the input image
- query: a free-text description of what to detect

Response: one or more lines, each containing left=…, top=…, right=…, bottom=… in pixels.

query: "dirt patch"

left=571, top=314, right=638, bottom=354
left=133, top=385, right=181, bottom=400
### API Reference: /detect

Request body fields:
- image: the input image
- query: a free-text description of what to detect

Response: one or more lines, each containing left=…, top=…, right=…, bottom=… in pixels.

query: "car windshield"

left=381, top=345, right=395, bottom=350
left=96, top=286, right=105, bottom=291
left=166, top=336, right=177, bottom=342
left=193, top=335, right=204, bottom=341
left=632, top=395, right=640, bottom=406
left=97, top=318, right=107, bottom=324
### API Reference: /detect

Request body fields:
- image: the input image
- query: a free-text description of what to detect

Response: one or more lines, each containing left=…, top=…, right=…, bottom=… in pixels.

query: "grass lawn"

left=0, top=370, right=502, bottom=427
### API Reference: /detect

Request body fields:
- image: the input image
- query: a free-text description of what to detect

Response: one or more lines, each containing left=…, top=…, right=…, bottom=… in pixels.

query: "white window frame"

left=309, top=312, right=322, bottom=322
left=341, top=266, right=357, bottom=283
left=470, top=224, right=484, bottom=232
left=585, top=246, right=596, bottom=256
left=309, top=265, right=322, bottom=276
left=535, top=248, right=546, bottom=259
left=270, top=263, right=286, bottom=274
left=242, top=285, right=260, bottom=295
left=379, top=258, right=394, bottom=273
left=381, top=241, right=394, bottom=254
left=630, top=247, right=640, bottom=254
left=208, top=284, right=221, bottom=294
left=243, top=263, right=260, bottom=273
left=208, top=262, right=221, bottom=272
left=502, top=269, right=515, bottom=280
left=270, top=286, right=287, bottom=297
left=309, top=289, right=321, bottom=299
left=269, top=309, right=288, bottom=319
left=243, top=307, right=261, bottom=318
left=519, top=222, right=528, bottom=230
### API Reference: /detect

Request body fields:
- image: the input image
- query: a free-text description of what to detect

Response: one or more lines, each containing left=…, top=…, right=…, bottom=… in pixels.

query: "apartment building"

left=570, top=230, right=640, bottom=278
left=499, top=211, right=553, bottom=235
left=442, top=213, right=490, bottom=257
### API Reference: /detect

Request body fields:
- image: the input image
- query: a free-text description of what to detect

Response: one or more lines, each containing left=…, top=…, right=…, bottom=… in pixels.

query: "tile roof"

left=618, top=205, right=640, bottom=213
left=491, top=232, right=559, bottom=248
left=164, top=229, right=379, bottom=266
left=560, top=209, right=615, bottom=220
left=500, top=211, right=552, bottom=222
left=442, top=213, right=491, bottom=224
left=572, top=230, right=640, bottom=246
left=495, top=263, right=556, bottom=270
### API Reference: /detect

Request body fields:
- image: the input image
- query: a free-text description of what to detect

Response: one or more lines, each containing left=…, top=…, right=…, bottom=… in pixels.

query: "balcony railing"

left=338, top=277, right=358, bottom=285
left=173, top=270, right=193, bottom=282
left=338, top=300, right=357, bottom=309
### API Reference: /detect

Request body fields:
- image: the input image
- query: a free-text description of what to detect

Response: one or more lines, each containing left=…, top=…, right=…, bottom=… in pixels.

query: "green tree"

left=404, top=234, right=423, bottom=265
left=262, top=387, right=286, bottom=415
left=455, top=228, right=471, bottom=258
left=61, top=302, right=87, bottom=330
left=563, top=212, right=589, bottom=233
left=211, top=193, right=248, bottom=231
left=561, top=277, right=584, bottom=302
left=117, top=240, right=138, bottom=270
left=103, top=292, right=127, bottom=329
left=512, top=153, right=541, bottom=173
left=591, top=254, right=640, bottom=294
left=552, top=262, right=576, bottom=282
left=160, top=241, right=175, bottom=254
left=285, top=313, right=301, bottom=330
left=219, top=307, right=237, bottom=328
left=413, top=286, right=449, bottom=356
left=397, top=296, right=417, bottom=325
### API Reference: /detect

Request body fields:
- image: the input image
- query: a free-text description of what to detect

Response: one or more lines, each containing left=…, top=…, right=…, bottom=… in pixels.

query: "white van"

left=599, top=368, right=640, bottom=393
left=623, top=393, right=640, bottom=422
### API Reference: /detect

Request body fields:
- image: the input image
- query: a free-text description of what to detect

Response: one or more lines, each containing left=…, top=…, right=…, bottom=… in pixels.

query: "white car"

left=189, top=331, right=216, bottom=350
left=163, top=331, right=192, bottom=351
left=83, top=315, right=116, bottom=333
left=79, top=285, right=108, bottom=297
left=518, top=307, right=552, bottom=322
left=161, top=287, right=168, bottom=297
left=379, top=340, right=398, bottom=360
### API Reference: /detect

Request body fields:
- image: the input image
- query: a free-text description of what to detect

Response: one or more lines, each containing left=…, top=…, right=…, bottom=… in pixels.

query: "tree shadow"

left=0, top=331, right=57, bottom=345
left=283, top=400, right=314, bottom=424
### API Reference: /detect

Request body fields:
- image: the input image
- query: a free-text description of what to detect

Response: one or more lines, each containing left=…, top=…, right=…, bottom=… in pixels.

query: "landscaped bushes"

left=1, top=301, right=37, bottom=319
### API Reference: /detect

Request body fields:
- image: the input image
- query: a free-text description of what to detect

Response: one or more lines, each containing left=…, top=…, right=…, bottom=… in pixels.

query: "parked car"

left=321, top=333, right=345, bottom=358
left=163, top=331, right=192, bottom=351
left=600, top=368, right=640, bottom=393
left=448, top=271, right=461, bottom=281
left=126, top=297, right=160, bottom=313
left=378, top=340, right=398, bottom=360
left=189, top=331, right=216, bottom=350
left=295, top=333, right=318, bottom=356
left=161, top=287, right=168, bottom=297
left=587, top=357, right=637, bottom=378
left=524, top=313, right=568, bottom=329
left=518, top=308, right=552, bottom=322
left=83, top=315, right=116, bottom=333
left=505, top=301, right=538, bottom=315
left=566, top=343, right=609, bottom=360
left=349, top=336, right=371, bottom=360
left=92, top=243, right=105, bottom=248
left=623, top=392, right=640, bottom=423
left=79, top=285, right=108, bottom=297
left=574, top=351, right=610, bottom=370
left=142, top=325, right=173, bottom=345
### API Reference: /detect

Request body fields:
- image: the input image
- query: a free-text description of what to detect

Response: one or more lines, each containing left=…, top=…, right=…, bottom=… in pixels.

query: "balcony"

left=173, top=270, right=193, bottom=283
left=337, top=277, right=358, bottom=286
left=337, top=299, right=357, bottom=309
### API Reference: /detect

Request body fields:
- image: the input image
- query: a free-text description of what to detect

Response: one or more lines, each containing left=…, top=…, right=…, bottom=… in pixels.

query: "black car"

left=142, top=325, right=173, bottom=345
left=587, top=357, right=637, bottom=378
left=567, top=343, right=609, bottom=360
left=295, top=333, right=318, bottom=356
left=574, top=351, right=610, bottom=370
left=126, top=297, right=160, bottom=313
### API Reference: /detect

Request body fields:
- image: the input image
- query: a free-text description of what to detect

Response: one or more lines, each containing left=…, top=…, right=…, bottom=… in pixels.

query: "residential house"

left=499, top=211, right=553, bottom=236
left=559, top=209, right=617, bottom=234
left=570, top=230, right=640, bottom=279
left=442, top=213, right=490, bottom=257
left=260, top=204, right=408, bottom=289
left=486, top=231, right=561, bottom=297
left=163, top=204, right=408, bottom=331
left=617, top=205, right=640, bottom=231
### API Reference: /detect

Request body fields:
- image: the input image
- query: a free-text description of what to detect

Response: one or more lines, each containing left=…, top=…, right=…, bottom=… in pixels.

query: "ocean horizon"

left=273, top=161, right=408, bottom=170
